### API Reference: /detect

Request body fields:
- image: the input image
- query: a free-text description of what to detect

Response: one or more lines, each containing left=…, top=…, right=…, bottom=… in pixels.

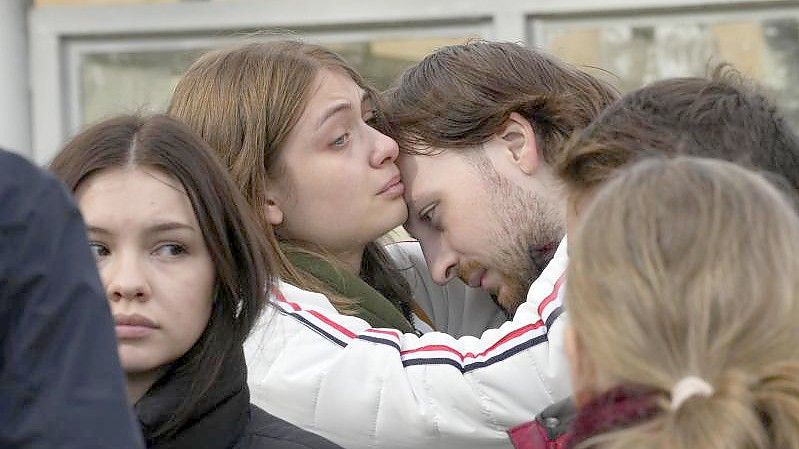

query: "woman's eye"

left=332, top=133, right=350, bottom=148
left=88, top=243, right=110, bottom=258
left=153, top=244, right=187, bottom=258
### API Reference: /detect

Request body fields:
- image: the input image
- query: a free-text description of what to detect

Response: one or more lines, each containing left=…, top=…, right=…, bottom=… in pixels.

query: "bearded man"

left=384, top=40, right=617, bottom=314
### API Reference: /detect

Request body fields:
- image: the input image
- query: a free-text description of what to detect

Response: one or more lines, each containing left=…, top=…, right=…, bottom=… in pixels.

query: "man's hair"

left=382, top=40, right=619, bottom=164
left=557, top=66, right=799, bottom=204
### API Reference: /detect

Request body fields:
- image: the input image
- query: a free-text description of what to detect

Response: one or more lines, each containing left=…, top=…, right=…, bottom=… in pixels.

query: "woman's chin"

left=377, top=210, right=409, bottom=239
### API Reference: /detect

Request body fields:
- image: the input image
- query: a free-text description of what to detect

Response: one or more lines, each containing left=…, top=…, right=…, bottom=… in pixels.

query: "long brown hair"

left=168, top=39, right=412, bottom=312
left=382, top=40, right=618, bottom=163
left=567, top=157, right=799, bottom=449
left=50, top=114, right=274, bottom=440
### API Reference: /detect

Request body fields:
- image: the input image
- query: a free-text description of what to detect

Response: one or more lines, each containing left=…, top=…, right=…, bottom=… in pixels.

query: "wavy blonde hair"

left=567, top=157, right=799, bottom=449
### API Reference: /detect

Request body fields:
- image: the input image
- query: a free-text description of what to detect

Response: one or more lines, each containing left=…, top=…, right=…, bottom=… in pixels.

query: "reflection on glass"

left=327, top=36, right=478, bottom=90
left=78, top=35, right=476, bottom=126
left=81, top=49, right=207, bottom=125
left=541, top=17, right=799, bottom=130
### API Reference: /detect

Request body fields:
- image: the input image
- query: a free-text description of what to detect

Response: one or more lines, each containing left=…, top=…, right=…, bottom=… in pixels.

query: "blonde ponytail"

left=567, top=157, right=799, bottom=449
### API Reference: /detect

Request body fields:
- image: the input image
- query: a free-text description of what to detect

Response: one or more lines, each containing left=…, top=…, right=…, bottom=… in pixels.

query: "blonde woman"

left=561, top=157, right=799, bottom=448
left=167, top=40, right=572, bottom=449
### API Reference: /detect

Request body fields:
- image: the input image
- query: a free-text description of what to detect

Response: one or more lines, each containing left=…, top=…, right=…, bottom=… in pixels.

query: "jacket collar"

left=287, top=250, right=415, bottom=333
left=135, top=347, right=250, bottom=449
left=568, top=385, right=661, bottom=448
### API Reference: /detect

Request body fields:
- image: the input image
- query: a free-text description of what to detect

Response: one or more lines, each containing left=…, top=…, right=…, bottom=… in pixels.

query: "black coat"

left=136, top=348, right=342, bottom=449
left=0, top=149, right=144, bottom=449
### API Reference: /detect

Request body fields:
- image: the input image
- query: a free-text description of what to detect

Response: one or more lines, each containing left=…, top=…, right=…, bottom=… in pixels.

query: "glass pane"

left=81, top=49, right=207, bottom=125
left=78, top=34, right=477, bottom=126
left=539, top=16, right=799, bottom=131
left=326, top=35, right=478, bottom=90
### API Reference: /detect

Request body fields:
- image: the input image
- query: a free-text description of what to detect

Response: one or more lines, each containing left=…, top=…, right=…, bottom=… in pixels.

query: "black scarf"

left=134, top=348, right=250, bottom=449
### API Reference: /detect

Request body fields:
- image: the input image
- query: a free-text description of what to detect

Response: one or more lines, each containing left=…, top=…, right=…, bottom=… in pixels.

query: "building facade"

left=2, top=0, right=797, bottom=162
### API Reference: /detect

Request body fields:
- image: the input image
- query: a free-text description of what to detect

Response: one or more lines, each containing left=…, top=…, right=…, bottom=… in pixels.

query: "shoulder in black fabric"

left=135, top=347, right=249, bottom=449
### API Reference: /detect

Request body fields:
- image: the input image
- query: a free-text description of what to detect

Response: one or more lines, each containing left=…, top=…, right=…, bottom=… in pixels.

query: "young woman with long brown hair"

left=50, top=114, right=341, bottom=449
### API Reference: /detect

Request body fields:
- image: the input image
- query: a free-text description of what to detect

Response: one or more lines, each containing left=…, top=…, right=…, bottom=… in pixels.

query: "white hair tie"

left=670, top=376, right=714, bottom=410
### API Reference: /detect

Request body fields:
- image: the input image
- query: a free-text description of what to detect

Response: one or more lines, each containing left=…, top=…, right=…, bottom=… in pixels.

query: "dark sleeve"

left=244, top=405, right=343, bottom=449
left=0, top=151, right=144, bottom=449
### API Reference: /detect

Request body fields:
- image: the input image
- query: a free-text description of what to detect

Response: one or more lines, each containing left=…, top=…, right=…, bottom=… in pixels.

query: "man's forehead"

left=398, top=148, right=476, bottom=179
left=399, top=150, right=470, bottom=210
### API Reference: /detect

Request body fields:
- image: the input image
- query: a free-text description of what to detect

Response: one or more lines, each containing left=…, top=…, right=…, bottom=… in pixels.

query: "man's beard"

left=492, top=187, right=562, bottom=314
left=463, top=155, right=564, bottom=315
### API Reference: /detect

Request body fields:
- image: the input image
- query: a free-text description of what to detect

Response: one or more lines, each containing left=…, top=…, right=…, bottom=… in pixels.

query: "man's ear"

left=497, top=112, right=539, bottom=176
left=264, top=190, right=285, bottom=226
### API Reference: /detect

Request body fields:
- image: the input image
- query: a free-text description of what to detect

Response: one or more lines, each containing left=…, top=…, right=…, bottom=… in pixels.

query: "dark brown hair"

left=382, top=40, right=618, bottom=163
left=50, top=114, right=274, bottom=440
left=557, top=66, right=799, bottom=204
left=168, top=39, right=412, bottom=314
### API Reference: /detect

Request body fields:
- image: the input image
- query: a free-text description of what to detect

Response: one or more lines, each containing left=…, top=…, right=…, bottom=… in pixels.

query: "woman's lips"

left=378, top=175, right=404, bottom=197
left=115, top=325, right=155, bottom=339
left=114, top=313, right=159, bottom=339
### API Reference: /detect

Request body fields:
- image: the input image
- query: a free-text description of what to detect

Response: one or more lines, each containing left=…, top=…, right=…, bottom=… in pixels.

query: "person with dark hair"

left=384, top=40, right=618, bottom=316
left=0, top=148, right=144, bottom=449
left=49, top=115, right=341, bottom=449
left=507, top=69, right=799, bottom=448
left=557, top=66, right=799, bottom=212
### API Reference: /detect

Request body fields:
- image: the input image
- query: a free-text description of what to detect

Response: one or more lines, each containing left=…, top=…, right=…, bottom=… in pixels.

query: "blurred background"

left=2, top=0, right=797, bottom=164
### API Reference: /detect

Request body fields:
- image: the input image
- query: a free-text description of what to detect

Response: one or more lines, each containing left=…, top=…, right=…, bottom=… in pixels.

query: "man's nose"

left=425, top=240, right=458, bottom=286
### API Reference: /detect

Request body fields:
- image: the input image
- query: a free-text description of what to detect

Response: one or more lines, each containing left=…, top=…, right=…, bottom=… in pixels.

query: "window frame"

left=29, top=0, right=793, bottom=163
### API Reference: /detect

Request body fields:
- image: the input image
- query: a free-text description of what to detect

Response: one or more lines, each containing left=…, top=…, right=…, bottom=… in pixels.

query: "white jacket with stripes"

left=244, top=239, right=570, bottom=449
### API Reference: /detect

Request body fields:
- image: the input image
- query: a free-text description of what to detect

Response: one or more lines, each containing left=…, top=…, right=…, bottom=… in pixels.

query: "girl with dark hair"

left=50, top=114, right=341, bottom=449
